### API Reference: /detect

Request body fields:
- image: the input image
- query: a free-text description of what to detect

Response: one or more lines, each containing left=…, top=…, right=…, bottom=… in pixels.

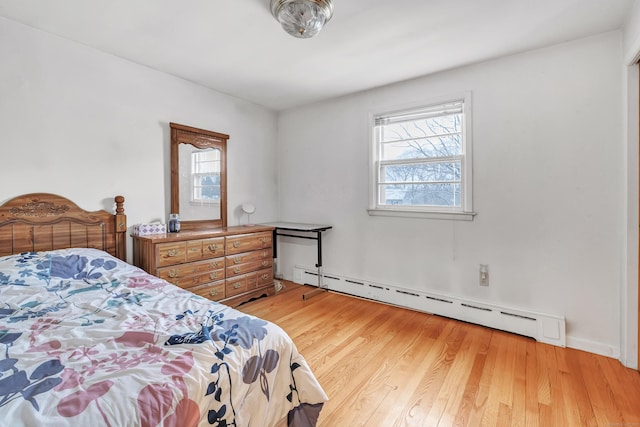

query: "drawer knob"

left=208, top=244, right=218, bottom=251
left=210, top=272, right=218, bottom=279
left=167, top=249, right=179, bottom=257
left=233, top=267, right=241, bottom=274
left=261, top=261, right=269, bottom=267
left=209, top=289, right=218, bottom=297
left=232, top=241, right=241, bottom=248
left=260, top=237, right=268, bottom=244
left=233, top=257, right=242, bottom=265
left=189, top=248, right=199, bottom=252
left=168, top=269, right=178, bottom=278
left=233, top=283, right=241, bottom=289
left=261, top=274, right=269, bottom=280
left=210, top=262, right=219, bottom=268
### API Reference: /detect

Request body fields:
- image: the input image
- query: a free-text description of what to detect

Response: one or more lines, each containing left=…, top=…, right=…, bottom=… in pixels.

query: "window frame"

left=368, top=92, right=475, bottom=220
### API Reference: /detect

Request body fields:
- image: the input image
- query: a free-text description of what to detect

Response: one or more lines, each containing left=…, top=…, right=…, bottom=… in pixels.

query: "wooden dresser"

left=132, top=225, right=275, bottom=307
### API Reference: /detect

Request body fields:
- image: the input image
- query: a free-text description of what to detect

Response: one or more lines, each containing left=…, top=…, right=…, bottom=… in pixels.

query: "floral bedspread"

left=0, top=248, right=327, bottom=427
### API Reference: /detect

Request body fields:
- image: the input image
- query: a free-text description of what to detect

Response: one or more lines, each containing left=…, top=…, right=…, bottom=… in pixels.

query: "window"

left=191, top=149, right=221, bottom=204
left=369, top=93, right=474, bottom=220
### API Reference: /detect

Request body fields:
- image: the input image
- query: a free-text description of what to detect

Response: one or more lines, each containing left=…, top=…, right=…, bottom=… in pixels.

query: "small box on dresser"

left=132, top=225, right=275, bottom=307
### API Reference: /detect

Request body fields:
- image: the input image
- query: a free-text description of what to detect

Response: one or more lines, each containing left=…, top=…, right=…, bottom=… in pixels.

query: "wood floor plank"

left=463, top=329, right=501, bottom=426
left=238, top=283, right=640, bottom=427
left=596, top=355, right=640, bottom=424
left=560, top=349, right=598, bottom=426
left=542, top=344, right=570, bottom=426
left=315, top=308, right=427, bottom=424
left=523, top=339, right=540, bottom=427
left=395, top=321, right=467, bottom=426
left=510, top=337, right=528, bottom=427
left=425, top=326, right=489, bottom=426
left=577, top=352, right=626, bottom=426
left=480, top=333, right=514, bottom=426
left=452, top=325, right=492, bottom=426
left=365, top=315, right=442, bottom=425
left=535, top=341, right=552, bottom=407
left=322, top=357, right=396, bottom=426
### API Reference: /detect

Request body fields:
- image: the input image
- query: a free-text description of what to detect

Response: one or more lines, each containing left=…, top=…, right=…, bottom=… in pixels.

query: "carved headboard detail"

left=0, top=193, right=127, bottom=261
left=9, top=201, right=71, bottom=217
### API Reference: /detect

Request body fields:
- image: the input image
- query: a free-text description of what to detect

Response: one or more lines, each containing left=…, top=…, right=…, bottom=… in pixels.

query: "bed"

left=0, top=193, right=327, bottom=427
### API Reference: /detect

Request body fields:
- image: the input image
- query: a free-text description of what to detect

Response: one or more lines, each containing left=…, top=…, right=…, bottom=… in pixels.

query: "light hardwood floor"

left=238, top=282, right=640, bottom=427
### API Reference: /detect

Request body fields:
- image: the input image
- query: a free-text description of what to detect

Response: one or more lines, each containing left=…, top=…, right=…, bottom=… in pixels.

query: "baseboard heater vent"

left=426, top=295, right=454, bottom=304
left=293, top=265, right=566, bottom=347
left=461, top=303, right=492, bottom=312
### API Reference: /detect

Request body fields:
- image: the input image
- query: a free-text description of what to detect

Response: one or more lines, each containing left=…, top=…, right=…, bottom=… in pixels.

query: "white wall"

left=0, top=16, right=279, bottom=260
left=276, top=32, right=625, bottom=358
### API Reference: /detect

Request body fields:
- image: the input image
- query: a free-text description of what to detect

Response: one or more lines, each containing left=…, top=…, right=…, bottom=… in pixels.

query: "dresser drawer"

left=256, top=267, right=273, bottom=287
left=186, top=237, right=225, bottom=261
left=156, top=242, right=186, bottom=267
left=170, top=272, right=217, bottom=288
left=199, top=257, right=225, bottom=271
left=226, top=272, right=258, bottom=297
left=226, top=258, right=273, bottom=277
left=226, top=232, right=272, bottom=255
left=226, top=249, right=272, bottom=266
left=190, top=281, right=225, bottom=301
left=157, top=257, right=225, bottom=281
left=203, top=237, right=225, bottom=258
left=186, top=240, right=203, bottom=261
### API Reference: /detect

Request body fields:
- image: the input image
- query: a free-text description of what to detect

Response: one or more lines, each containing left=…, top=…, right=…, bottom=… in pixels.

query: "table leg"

left=303, top=230, right=326, bottom=300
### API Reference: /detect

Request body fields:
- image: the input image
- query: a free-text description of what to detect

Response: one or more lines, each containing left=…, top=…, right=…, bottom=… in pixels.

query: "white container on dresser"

left=132, top=225, right=274, bottom=307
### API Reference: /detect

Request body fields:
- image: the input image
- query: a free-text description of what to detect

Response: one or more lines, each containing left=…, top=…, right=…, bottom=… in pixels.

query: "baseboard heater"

left=293, top=265, right=566, bottom=347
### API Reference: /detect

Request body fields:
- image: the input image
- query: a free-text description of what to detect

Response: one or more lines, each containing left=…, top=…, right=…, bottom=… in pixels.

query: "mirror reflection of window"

left=191, top=149, right=221, bottom=205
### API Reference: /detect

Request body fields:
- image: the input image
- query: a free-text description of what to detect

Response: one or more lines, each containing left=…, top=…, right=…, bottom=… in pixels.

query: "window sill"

left=367, top=208, right=476, bottom=221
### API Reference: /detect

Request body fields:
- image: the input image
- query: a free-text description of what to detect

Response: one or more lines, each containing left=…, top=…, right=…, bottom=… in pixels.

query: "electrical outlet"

left=479, top=264, right=489, bottom=286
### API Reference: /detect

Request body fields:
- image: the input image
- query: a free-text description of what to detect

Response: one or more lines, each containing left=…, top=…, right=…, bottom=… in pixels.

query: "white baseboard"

left=293, top=265, right=566, bottom=347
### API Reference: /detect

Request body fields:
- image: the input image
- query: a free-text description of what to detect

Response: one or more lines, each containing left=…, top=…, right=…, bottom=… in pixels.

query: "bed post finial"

left=115, top=196, right=125, bottom=216
left=114, top=195, right=127, bottom=261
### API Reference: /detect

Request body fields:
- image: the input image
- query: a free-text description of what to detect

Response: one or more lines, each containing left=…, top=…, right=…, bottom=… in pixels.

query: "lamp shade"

left=270, top=0, right=334, bottom=38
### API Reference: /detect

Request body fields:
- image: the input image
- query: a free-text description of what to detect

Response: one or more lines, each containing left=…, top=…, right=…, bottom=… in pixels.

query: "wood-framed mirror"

left=170, top=122, right=228, bottom=230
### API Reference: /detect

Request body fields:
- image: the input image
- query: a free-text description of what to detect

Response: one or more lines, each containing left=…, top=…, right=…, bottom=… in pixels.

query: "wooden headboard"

left=0, top=193, right=127, bottom=261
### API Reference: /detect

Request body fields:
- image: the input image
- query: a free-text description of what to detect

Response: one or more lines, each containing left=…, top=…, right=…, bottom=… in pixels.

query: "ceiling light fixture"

left=270, top=0, right=334, bottom=39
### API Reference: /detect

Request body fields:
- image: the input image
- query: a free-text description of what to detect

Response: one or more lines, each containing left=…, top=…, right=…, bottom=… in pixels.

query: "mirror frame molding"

left=170, top=122, right=229, bottom=230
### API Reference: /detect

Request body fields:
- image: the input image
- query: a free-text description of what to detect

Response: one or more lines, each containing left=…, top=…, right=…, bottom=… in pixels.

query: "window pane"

left=381, top=134, right=462, bottom=160
left=193, top=174, right=220, bottom=201
left=381, top=161, right=461, bottom=183
left=192, top=150, right=220, bottom=174
left=379, top=183, right=461, bottom=207
left=379, top=114, right=462, bottom=143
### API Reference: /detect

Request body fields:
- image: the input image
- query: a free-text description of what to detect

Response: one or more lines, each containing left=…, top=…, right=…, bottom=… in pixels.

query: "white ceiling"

left=0, top=0, right=633, bottom=111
